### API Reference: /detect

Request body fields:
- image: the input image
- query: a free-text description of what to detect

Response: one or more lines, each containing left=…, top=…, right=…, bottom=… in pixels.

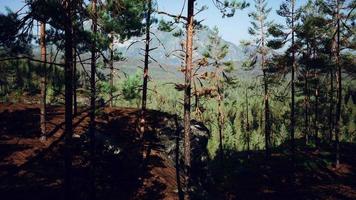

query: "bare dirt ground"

left=0, top=103, right=182, bottom=200
left=0, top=103, right=356, bottom=200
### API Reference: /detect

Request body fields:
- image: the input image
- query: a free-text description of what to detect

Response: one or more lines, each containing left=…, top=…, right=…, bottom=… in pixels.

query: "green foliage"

left=99, top=0, right=145, bottom=42
left=122, top=70, right=142, bottom=106
left=0, top=11, right=32, bottom=56
left=213, top=0, right=250, bottom=17
left=158, top=20, right=175, bottom=33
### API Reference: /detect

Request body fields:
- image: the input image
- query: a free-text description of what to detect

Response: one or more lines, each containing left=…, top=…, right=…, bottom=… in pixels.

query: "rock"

left=157, top=117, right=210, bottom=197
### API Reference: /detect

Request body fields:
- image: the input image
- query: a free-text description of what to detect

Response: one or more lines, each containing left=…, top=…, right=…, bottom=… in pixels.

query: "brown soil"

left=0, top=104, right=182, bottom=200
left=1, top=103, right=356, bottom=200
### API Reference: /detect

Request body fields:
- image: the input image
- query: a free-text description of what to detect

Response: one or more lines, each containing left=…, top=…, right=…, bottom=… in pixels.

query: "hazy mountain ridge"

left=116, top=27, right=262, bottom=79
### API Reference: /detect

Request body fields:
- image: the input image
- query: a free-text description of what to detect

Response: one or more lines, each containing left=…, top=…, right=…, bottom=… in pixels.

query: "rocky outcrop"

left=96, top=109, right=211, bottom=198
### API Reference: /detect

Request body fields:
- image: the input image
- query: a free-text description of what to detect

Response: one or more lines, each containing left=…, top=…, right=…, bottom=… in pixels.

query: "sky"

left=0, top=0, right=306, bottom=45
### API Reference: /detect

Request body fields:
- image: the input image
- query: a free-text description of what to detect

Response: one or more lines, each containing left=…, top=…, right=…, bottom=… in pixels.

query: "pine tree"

left=320, top=0, right=355, bottom=167
left=140, top=0, right=153, bottom=137
left=157, top=1, right=248, bottom=194
left=63, top=0, right=74, bottom=197
left=99, top=0, right=145, bottom=107
left=296, top=0, right=329, bottom=145
left=201, top=27, right=234, bottom=162
left=269, top=0, right=300, bottom=161
left=39, top=21, right=47, bottom=139
left=247, top=0, right=273, bottom=159
left=89, top=0, right=97, bottom=199
left=183, top=0, right=194, bottom=179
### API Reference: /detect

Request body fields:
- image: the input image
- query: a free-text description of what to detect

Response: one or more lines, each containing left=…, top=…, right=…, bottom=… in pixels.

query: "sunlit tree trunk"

left=40, top=21, right=47, bottom=139
left=184, top=0, right=194, bottom=192
left=184, top=0, right=194, bottom=172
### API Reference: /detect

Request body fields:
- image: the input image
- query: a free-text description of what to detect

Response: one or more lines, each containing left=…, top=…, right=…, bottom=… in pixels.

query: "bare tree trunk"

left=73, top=48, right=78, bottom=116
left=40, top=22, right=47, bottom=139
left=184, top=1, right=194, bottom=165
left=259, top=0, right=270, bottom=159
left=89, top=0, right=97, bottom=199
left=246, top=88, right=250, bottom=159
left=290, top=0, right=296, bottom=162
left=329, top=68, right=334, bottom=143
left=314, top=87, right=319, bottom=145
left=304, top=59, right=309, bottom=144
left=217, top=80, right=224, bottom=163
left=64, top=0, right=73, bottom=198
left=263, top=71, right=270, bottom=159
left=184, top=0, right=194, bottom=192
left=109, top=34, right=114, bottom=108
left=193, top=80, right=199, bottom=110
left=141, top=0, right=152, bottom=136
left=334, top=0, right=341, bottom=168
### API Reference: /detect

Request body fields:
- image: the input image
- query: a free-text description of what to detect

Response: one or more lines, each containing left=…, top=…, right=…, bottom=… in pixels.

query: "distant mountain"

left=117, top=27, right=244, bottom=65
left=115, top=26, right=261, bottom=80
left=30, top=26, right=260, bottom=80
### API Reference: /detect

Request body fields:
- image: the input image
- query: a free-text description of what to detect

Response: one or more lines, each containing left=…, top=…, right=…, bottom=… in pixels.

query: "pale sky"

left=0, top=0, right=307, bottom=45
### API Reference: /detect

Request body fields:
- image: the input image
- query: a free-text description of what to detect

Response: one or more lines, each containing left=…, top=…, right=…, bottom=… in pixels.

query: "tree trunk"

left=109, top=35, right=114, bottom=108
left=263, top=71, right=270, bottom=159
left=73, top=48, right=78, bottom=116
left=335, top=0, right=341, bottom=168
left=184, top=0, right=194, bottom=191
left=304, top=65, right=309, bottom=144
left=90, top=0, right=97, bottom=199
left=314, top=87, right=319, bottom=145
left=217, top=77, right=224, bottom=163
left=246, top=88, right=250, bottom=159
left=140, top=0, right=152, bottom=136
left=259, top=0, right=270, bottom=160
left=64, top=0, right=73, bottom=198
left=40, top=22, right=47, bottom=139
left=193, top=80, right=199, bottom=111
left=329, top=68, right=334, bottom=143
left=290, top=0, right=296, bottom=162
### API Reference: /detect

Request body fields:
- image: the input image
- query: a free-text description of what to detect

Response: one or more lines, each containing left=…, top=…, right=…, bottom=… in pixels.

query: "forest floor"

left=0, top=103, right=356, bottom=200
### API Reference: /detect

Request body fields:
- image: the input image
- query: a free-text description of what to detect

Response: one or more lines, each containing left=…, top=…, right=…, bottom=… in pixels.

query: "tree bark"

left=217, top=70, right=224, bottom=163
left=304, top=67, right=309, bottom=144
left=64, top=0, right=73, bottom=198
left=40, top=22, right=47, bottom=139
left=329, top=68, right=334, bottom=143
left=246, top=88, right=250, bottom=159
left=263, top=71, right=270, bottom=159
left=334, top=0, right=341, bottom=168
left=90, top=0, right=97, bottom=199
left=73, top=47, right=78, bottom=116
left=260, top=2, right=270, bottom=159
left=140, top=0, right=152, bottom=136
left=109, top=34, right=114, bottom=108
left=184, top=0, right=194, bottom=191
left=314, top=87, right=319, bottom=145
left=290, top=0, right=296, bottom=162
